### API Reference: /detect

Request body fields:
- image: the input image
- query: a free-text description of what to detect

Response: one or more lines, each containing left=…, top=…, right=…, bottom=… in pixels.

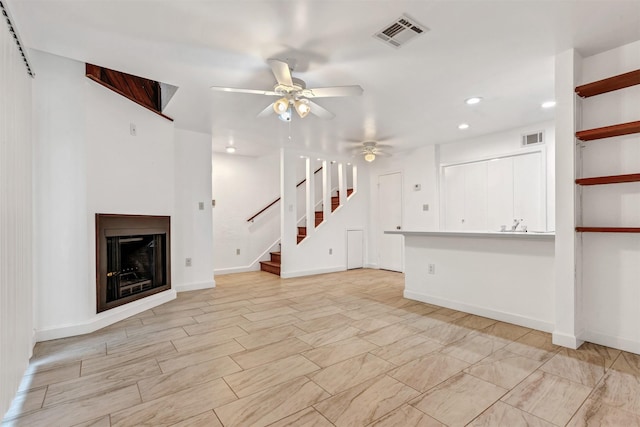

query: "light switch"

left=423, top=204, right=429, bottom=211
left=414, top=184, right=421, bottom=191
left=198, top=202, right=204, bottom=210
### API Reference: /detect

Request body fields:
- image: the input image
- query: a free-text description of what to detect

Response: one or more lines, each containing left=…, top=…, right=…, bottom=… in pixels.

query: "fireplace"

left=96, top=214, right=171, bottom=313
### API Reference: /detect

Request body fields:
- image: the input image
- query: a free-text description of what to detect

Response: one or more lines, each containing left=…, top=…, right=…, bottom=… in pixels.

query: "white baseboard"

left=280, top=265, right=345, bottom=279
left=403, top=289, right=554, bottom=333
left=35, top=289, right=177, bottom=342
left=580, top=330, right=640, bottom=355
left=174, top=280, right=215, bottom=292
left=214, top=264, right=260, bottom=276
left=552, top=331, right=585, bottom=349
left=364, top=263, right=379, bottom=269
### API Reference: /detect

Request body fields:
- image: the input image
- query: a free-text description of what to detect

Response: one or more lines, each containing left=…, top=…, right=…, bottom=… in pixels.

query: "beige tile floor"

left=2, top=269, right=640, bottom=426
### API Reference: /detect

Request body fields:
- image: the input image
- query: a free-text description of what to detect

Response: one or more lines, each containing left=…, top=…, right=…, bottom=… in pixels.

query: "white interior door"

left=378, top=172, right=403, bottom=272
left=347, top=230, right=364, bottom=269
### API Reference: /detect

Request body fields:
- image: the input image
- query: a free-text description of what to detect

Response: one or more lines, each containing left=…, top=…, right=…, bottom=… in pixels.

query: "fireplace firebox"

left=96, top=214, right=171, bottom=313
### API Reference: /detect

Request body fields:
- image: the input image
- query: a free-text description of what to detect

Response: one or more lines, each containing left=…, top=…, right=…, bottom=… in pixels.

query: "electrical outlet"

left=236, top=248, right=240, bottom=255
left=198, top=201, right=204, bottom=210
left=428, top=264, right=435, bottom=274
left=329, top=248, right=333, bottom=255
left=423, top=204, right=429, bottom=211
left=185, top=258, right=192, bottom=267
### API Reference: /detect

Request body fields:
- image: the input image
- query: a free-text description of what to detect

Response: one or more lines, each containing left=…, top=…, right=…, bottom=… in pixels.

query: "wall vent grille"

left=521, top=131, right=545, bottom=146
left=374, top=14, right=429, bottom=49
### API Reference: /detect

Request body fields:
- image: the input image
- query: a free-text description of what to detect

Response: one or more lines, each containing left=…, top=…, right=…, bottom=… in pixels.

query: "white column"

left=553, top=48, right=584, bottom=349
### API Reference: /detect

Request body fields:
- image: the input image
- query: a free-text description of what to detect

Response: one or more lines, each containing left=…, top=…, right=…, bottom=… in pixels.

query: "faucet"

left=511, top=218, right=522, bottom=231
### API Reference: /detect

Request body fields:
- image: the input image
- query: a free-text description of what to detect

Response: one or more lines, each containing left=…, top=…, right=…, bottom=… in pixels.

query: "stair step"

left=315, top=217, right=322, bottom=226
left=260, top=260, right=281, bottom=276
left=315, top=212, right=323, bottom=220
left=298, top=226, right=306, bottom=236
left=297, top=235, right=306, bottom=244
left=270, top=251, right=281, bottom=263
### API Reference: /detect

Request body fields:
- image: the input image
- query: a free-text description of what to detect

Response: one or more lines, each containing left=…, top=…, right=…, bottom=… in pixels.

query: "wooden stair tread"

left=260, top=260, right=281, bottom=267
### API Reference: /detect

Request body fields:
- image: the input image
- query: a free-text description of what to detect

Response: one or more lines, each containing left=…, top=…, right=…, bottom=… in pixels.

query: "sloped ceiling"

left=7, top=0, right=640, bottom=157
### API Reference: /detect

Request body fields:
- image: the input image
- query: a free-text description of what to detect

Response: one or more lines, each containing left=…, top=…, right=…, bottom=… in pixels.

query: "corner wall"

left=211, top=151, right=281, bottom=274
left=32, top=50, right=213, bottom=341
left=173, top=129, right=215, bottom=291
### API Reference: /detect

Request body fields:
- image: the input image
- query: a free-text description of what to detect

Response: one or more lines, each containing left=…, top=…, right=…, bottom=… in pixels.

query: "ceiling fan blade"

left=257, top=103, right=275, bottom=118
left=374, top=151, right=392, bottom=157
left=374, top=144, right=393, bottom=150
left=210, top=86, right=279, bottom=96
left=305, top=85, right=364, bottom=98
left=267, top=59, right=293, bottom=87
left=308, top=100, right=335, bottom=119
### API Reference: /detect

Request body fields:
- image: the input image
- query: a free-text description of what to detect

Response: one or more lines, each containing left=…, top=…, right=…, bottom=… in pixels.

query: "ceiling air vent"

left=374, top=14, right=429, bottom=49
left=521, top=131, right=545, bottom=146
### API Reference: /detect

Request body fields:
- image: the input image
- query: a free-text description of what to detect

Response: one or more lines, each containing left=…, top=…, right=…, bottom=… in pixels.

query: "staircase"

left=296, top=188, right=353, bottom=245
left=260, top=187, right=354, bottom=276
left=259, top=251, right=281, bottom=276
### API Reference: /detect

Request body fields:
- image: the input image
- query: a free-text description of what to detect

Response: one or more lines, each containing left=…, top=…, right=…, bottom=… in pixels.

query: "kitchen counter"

left=389, top=229, right=555, bottom=332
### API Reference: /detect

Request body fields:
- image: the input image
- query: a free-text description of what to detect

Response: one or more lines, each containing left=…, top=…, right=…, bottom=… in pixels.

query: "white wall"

left=31, top=50, right=215, bottom=340
left=212, top=151, right=280, bottom=273
left=0, top=15, right=34, bottom=418
left=173, top=129, right=215, bottom=291
left=578, top=40, right=640, bottom=353
left=367, top=144, right=440, bottom=269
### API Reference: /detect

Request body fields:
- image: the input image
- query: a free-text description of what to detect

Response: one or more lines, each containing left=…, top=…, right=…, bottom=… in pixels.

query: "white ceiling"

left=8, top=0, right=640, bottom=157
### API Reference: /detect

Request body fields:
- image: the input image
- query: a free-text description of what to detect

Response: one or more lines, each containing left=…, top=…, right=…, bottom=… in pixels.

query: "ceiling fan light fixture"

left=294, top=99, right=311, bottom=118
left=273, top=97, right=289, bottom=114
left=278, top=107, right=292, bottom=122
left=465, top=97, right=482, bottom=105
left=225, top=146, right=236, bottom=154
left=364, top=152, right=376, bottom=162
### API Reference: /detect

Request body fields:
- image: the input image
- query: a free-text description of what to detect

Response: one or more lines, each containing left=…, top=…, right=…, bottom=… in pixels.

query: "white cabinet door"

left=514, top=152, right=543, bottom=230
left=464, top=162, right=488, bottom=231
left=487, top=157, right=514, bottom=231
left=444, top=164, right=466, bottom=230
left=443, top=162, right=487, bottom=231
left=347, top=230, right=364, bottom=269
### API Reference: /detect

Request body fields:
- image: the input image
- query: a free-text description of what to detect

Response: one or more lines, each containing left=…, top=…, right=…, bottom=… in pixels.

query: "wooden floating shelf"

left=576, top=173, right=640, bottom=186
left=575, top=69, right=640, bottom=98
left=577, top=227, right=640, bottom=233
left=576, top=121, right=640, bottom=141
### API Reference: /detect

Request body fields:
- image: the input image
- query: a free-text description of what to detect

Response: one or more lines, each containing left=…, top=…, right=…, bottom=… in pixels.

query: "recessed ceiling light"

left=541, top=100, right=556, bottom=108
left=465, top=97, right=482, bottom=105
left=458, top=123, right=470, bottom=130
left=225, top=146, right=236, bottom=153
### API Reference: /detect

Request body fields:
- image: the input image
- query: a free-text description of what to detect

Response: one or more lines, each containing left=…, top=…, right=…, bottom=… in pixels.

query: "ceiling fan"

left=351, top=141, right=392, bottom=162
left=210, top=59, right=363, bottom=121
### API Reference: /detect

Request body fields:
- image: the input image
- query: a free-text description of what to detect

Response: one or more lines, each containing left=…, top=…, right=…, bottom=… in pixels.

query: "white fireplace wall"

left=32, top=50, right=213, bottom=340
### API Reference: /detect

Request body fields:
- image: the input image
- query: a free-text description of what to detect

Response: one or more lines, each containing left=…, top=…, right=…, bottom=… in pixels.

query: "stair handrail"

left=247, top=166, right=323, bottom=222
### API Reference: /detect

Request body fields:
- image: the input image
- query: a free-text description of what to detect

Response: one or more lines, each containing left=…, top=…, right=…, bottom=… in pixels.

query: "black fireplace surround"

left=96, top=214, right=171, bottom=313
